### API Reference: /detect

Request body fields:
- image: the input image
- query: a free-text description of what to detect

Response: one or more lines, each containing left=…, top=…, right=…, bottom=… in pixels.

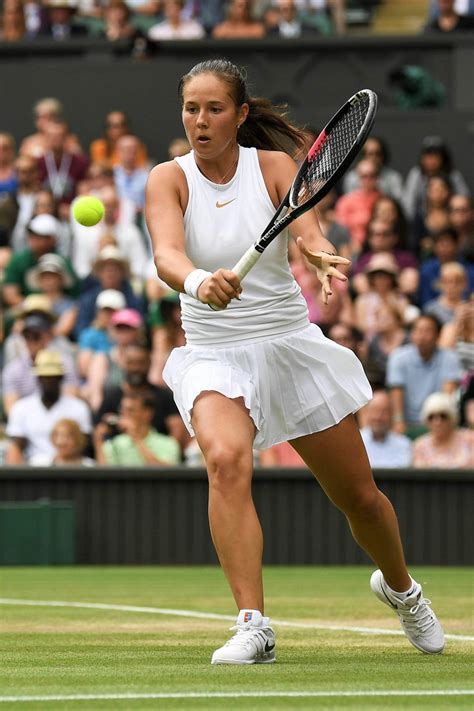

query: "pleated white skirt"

left=163, top=324, right=372, bottom=450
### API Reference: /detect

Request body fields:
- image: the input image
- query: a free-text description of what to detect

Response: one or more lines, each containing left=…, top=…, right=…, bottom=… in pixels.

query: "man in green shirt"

left=94, top=390, right=181, bottom=466
left=3, top=214, right=79, bottom=307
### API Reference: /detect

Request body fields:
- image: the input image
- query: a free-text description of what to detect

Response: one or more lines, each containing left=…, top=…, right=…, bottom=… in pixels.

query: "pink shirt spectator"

left=335, top=189, right=382, bottom=249
left=413, top=429, right=474, bottom=468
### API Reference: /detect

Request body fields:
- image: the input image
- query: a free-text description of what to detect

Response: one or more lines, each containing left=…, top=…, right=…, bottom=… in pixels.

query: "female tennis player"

left=145, top=59, right=444, bottom=664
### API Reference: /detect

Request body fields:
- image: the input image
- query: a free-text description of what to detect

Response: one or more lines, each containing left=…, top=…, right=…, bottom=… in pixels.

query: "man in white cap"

left=5, top=350, right=91, bottom=464
left=3, top=214, right=79, bottom=307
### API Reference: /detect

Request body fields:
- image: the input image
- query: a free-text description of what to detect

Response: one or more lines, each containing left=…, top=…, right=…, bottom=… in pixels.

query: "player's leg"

left=291, top=413, right=409, bottom=591
left=290, top=414, right=444, bottom=654
left=191, top=391, right=262, bottom=611
left=192, top=391, right=276, bottom=665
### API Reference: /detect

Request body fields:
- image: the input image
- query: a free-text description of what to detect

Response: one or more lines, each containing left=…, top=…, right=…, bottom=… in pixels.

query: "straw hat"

left=364, top=252, right=399, bottom=276
left=34, top=350, right=64, bottom=377
left=26, top=253, right=73, bottom=291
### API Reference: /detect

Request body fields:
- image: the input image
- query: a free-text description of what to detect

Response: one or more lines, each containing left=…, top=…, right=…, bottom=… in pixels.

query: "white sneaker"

left=370, top=569, right=445, bottom=654
left=211, top=609, right=276, bottom=665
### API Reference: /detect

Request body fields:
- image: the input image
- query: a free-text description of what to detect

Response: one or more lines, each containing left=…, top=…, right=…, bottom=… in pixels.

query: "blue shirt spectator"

left=386, top=315, right=462, bottom=426
left=360, top=390, right=412, bottom=468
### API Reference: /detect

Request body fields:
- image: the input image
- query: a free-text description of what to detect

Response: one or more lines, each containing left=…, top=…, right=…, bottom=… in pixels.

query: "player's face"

left=182, top=73, right=247, bottom=160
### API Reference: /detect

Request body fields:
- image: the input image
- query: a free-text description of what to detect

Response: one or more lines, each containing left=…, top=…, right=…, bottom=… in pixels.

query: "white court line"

left=0, top=690, right=473, bottom=703
left=1, top=598, right=473, bottom=641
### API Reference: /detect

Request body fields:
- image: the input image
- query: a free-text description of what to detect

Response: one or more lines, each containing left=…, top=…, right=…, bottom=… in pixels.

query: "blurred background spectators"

left=0, top=0, right=472, bottom=469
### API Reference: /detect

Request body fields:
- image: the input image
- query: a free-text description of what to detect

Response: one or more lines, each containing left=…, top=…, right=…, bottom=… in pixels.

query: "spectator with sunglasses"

left=413, top=392, right=474, bottom=468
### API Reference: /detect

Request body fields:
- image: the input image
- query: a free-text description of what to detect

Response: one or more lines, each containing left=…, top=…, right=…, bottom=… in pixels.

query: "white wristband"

left=183, top=269, right=212, bottom=301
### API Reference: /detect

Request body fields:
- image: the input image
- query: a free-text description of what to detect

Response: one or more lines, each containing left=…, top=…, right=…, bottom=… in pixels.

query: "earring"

left=237, top=124, right=241, bottom=128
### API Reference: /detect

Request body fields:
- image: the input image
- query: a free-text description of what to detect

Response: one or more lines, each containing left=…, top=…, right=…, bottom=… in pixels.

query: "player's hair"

left=178, top=58, right=306, bottom=155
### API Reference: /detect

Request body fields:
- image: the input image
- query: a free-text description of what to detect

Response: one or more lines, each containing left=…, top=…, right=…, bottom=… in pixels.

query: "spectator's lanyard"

left=45, top=151, right=72, bottom=200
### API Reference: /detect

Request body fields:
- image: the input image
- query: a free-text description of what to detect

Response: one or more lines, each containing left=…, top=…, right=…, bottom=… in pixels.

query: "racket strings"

left=297, top=94, right=371, bottom=205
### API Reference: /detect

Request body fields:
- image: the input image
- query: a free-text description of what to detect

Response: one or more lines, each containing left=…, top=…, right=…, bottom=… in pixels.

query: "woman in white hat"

left=413, top=392, right=473, bottom=468
left=77, top=288, right=126, bottom=380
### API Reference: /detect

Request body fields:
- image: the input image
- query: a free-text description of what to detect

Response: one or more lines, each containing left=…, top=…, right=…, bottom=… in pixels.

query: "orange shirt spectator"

left=90, top=111, right=148, bottom=168
left=335, top=159, right=382, bottom=250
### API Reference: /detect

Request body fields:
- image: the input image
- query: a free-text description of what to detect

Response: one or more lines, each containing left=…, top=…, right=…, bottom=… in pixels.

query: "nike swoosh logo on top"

left=216, top=199, right=236, bottom=208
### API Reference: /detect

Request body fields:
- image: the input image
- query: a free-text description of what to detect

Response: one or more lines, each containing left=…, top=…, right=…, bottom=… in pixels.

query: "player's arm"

left=145, top=162, right=240, bottom=309
left=263, top=151, right=350, bottom=303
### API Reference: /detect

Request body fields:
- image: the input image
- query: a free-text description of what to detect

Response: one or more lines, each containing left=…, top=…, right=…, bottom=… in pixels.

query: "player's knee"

left=342, top=487, right=382, bottom=521
left=206, top=445, right=251, bottom=492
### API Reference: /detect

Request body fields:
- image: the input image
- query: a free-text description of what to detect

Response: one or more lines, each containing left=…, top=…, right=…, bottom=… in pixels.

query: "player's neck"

left=196, top=146, right=239, bottom=185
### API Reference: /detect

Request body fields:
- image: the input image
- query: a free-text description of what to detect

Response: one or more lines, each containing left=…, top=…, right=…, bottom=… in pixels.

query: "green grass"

left=0, top=566, right=472, bottom=710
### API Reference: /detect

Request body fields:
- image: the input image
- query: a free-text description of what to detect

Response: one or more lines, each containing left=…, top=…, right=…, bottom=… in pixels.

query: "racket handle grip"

left=209, top=246, right=261, bottom=311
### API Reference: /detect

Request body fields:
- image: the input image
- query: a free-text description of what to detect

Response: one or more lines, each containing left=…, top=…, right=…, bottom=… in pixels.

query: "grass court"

left=0, top=566, right=472, bottom=709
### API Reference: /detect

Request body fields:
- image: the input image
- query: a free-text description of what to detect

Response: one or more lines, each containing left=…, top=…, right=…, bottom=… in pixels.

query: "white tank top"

left=175, top=145, right=309, bottom=345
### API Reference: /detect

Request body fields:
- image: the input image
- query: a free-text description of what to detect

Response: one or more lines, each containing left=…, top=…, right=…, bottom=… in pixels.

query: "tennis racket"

left=210, top=88, right=378, bottom=310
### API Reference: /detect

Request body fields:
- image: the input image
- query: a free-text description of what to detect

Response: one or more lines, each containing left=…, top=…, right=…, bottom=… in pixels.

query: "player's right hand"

left=197, top=268, right=242, bottom=309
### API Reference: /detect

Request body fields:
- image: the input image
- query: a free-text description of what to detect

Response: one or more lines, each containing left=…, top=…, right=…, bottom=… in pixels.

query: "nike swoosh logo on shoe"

left=216, top=199, right=236, bottom=208
left=264, top=641, right=275, bottom=652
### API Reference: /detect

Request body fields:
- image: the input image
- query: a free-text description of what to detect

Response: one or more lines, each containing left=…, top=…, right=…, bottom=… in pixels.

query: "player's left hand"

left=296, top=237, right=351, bottom=305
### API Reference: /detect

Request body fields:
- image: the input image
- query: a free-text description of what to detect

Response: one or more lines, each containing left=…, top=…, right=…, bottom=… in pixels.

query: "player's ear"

left=237, top=103, right=249, bottom=128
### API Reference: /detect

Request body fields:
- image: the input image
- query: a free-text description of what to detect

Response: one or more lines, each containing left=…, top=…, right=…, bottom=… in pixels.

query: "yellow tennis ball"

left=72, top=196, right=105, bottom=227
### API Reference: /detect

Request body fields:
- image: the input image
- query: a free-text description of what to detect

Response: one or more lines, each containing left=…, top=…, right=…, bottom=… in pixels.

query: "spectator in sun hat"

left=77, top=288, right=126, bottom=380
left=413, top=392, right=474, bottom=468
left=74, top=245, right=145, bottom=337
left=1, top=309, right=80, bottom=416
left=26, top=252, right=78, bottom=338
left=83, top=307, right=144, bottom=411
left=5, top=349, right=92, bottom=464
left=2, top=214, right=79, bottom=307
left=354, top=252, right=411, bottom=340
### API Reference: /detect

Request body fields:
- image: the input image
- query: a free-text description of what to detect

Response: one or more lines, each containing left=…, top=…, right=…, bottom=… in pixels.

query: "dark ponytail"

left=178, top=59, right=306, bottom=156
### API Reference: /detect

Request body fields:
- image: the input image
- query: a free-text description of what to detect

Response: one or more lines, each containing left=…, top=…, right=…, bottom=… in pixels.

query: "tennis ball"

left=72, top=196, right=105, bottom=227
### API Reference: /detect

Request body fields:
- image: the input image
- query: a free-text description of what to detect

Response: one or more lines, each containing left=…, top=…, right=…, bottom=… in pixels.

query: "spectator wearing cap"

left=41, top=0, right=89, bottom=38
left=1, top=309, right=80, bottom=415
left=360, top=390, right=412, bottom=468
left=354, top=252, right=411, bottom=340
left=83, top=308, right=144, bottom=411
left=71, top=185, right=148, bottom=279
left=413, top=392, right=474, bottom=468
left=77, top=288, right=126, bottom=379
left=402, top=136, right=470, bottom=221
left=386, top=314, right=462, bottom=437
left=93, top=390, right=181, bottom=466
left=2, top=214, right=79, bottom=307
left=74, top=245, right=145, bottom=336
left=95, top=342, right=188, bottom=452
left=26, top=253, right=78, bottom=338
left=335, top=159, right=383, bottom=250
left=5, top=350, right=91, bottom=464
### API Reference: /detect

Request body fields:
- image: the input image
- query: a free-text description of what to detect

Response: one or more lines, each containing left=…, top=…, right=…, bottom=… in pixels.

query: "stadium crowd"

left=1, top=0, right=474, bottom=47
left=0, top=28, right=473, bottom=469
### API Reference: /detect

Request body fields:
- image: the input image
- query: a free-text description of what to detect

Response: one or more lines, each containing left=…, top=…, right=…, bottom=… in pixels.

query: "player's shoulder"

left=257, top=149, right=297, bottom=170
left=146, top=159, right=188, bottom=194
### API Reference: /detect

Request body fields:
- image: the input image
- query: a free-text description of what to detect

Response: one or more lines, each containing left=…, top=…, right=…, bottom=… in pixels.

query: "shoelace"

left=397, top=598, right=436, bottom=635
left=223, top=624, right=268, bottom=652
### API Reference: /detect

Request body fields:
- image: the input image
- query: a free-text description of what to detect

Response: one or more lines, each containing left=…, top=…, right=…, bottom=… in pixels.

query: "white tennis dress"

left=163, top=146, right=372, bottom=449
